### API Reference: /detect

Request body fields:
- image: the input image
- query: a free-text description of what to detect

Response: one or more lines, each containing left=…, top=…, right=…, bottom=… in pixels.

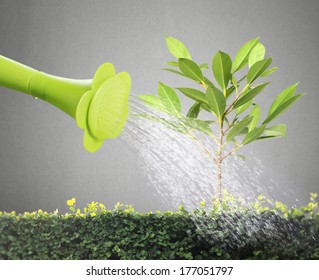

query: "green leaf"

left=203, top=77, right=215, bottom=88
left=247, top=58, right=272, bottom=84
left=165, top=61, right=179, bottom=67
left=224, top=116, right=230, bottom=126
left=177, top=88, right=208, bottom=104
left=178, top=58, right=203, bottom=82
left=226, top=116, right=253, bottom=143
left=263, top=124, right=286, bottom=138
left=158, top=82, right=182, bottom=117
left=234, top=154, right=246, bottom=161
left=201, top=103, right=213, bottom=113
left=236, top=100, right=252, bottom=116
left=238, top=127, right=249, bottom=136
left=166, top=36, right=191, bottom=59
left=260, top=66, right=278, bottom=77
left=268, top=82, right=299, bottom=116
left=233, top=83, right=270, bottom=109
left=212, top=51, right=232, bottom=92
left=257, top=135, right=277, bottom=140
left=182, top=118, right=214, bottom=136
left=187, top=102, right=202, bottom=118
left=199, top=63, right=209, bottom=69
left=7, top=235, right=16, bottom=242
left=232, top=37, right=260, bottom=73
left=162, top=68, right=187, bottom=78
left=263, top=93, right=304, bottom=124
left=248, top=104, right=261, bottom=131
left=249, top=43, right=266, bottom=67
left=162, top=61, right=208, bottom=72
left=226, top=86, right=236, bottom=98
left=206, top=85, right=226, bottom=118
left=231, top=75, right=238, bottom=89
left=242, top=124, right=266, bottom=145
left=138, top=94, right=170, bottom=115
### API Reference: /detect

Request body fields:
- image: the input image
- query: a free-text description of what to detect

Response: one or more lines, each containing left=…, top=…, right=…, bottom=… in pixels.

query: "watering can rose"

left=75, top=63, right=131, bottom=152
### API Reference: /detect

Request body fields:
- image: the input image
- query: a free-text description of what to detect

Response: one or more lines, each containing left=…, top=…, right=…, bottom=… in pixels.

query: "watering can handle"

left=0, top=55, right=39, bottom=94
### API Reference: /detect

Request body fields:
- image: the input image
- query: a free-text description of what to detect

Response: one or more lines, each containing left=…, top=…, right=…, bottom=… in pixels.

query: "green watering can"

left=0, top=55, right=131, bottom=152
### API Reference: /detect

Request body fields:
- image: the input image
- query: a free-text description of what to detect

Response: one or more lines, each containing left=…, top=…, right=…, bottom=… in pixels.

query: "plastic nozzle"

left=0, top=55, right=131, bottom=152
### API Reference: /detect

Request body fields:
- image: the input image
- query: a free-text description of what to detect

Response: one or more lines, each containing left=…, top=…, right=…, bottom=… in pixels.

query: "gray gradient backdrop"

left=0, top=0, right=318, bottom=213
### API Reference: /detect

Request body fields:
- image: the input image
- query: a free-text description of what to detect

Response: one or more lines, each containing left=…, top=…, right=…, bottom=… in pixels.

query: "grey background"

left=0, top=0, right=318, bottom=213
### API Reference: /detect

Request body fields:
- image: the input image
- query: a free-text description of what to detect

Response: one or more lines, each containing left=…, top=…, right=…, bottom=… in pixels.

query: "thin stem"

left=237, top=75, right=247, bottom=84
left=215, top=78, right=249, bottom=202
left=201, top=81, right=208, bottom=91
left=182, top=123, right=217, bottom=163
left=179, top=79, right=219, bottom=162
left=200, top=78, right=225, bottom=201
left=222, top=144, right=243, bottom=161
left=223, top=121, right=235, bottom=134
left=223, top=83, right=250, bottom=117
left=190, top=133, right=217, bottom=163
left=216, top=118, right=224, bottom=203
left=232, top=75, right=246, bottom=97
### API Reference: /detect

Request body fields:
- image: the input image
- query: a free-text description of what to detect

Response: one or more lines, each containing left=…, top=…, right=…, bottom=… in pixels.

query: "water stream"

left=120, top=93, right=285, bottom=211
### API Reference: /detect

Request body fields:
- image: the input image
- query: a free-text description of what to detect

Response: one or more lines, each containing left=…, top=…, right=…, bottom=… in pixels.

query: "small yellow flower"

left=90, top=212, right=97, bottom=217
left=67, top=198, right=76, bottom=206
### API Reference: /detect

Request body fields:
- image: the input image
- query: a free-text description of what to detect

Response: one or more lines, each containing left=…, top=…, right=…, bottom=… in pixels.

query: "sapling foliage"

left=138, top=36, right=304, bottom=202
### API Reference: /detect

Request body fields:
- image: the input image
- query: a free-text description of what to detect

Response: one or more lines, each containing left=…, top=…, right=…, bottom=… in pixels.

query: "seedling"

left=138, top=37, right=303, bottom=202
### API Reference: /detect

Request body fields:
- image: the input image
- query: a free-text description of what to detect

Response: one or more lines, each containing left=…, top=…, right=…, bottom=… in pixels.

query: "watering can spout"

left=0, top=55, right=131, bottom=152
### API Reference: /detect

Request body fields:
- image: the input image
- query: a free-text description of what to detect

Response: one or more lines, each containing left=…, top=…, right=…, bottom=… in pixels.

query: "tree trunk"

left=216, top=157, right=222, bottom=203
left=216, top=124, right=223, bottom=202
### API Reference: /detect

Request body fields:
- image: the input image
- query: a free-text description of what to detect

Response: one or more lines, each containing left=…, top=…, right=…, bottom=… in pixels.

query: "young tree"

left=138, top=37, right=303, bottom=202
